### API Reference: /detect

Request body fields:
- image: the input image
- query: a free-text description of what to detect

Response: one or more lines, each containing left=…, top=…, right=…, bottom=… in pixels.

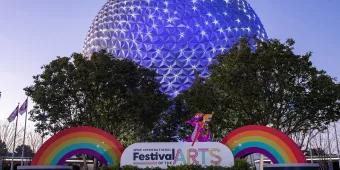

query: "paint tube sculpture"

left=185, top=113, right=213, bottom=145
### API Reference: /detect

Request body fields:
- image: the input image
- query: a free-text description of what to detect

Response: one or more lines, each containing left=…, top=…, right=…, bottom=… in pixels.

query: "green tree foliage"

left=151, top=104, right=187, bottom=142
left=176, top=39, right=340, bottom=139
left=15, top=144, right=34, bottom=157
left=25, top=51, right=169, bottom=145
left=0, top=140, right=8, bottom=157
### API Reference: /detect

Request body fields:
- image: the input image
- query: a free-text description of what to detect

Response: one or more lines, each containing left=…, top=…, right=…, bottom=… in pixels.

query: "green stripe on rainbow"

left=221, top=125, right=305, bottom=164
left=32, top=126, right=124, bottom=166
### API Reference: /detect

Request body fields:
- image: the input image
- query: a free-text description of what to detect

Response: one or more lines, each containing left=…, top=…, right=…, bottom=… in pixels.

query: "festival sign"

left=120, top=142, right=234, bottom=168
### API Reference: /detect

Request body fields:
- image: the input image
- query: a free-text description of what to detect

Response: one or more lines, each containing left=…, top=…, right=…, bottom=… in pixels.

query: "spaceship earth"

left=83, top=0, right=267, bottom=97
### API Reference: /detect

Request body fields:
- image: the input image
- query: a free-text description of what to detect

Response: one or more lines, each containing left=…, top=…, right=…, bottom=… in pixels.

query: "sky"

left=0, top=0, right=339, bottom=133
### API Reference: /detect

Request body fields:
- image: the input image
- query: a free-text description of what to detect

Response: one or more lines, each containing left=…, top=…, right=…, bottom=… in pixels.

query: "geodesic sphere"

left=83, top=0, right=267, bottom=97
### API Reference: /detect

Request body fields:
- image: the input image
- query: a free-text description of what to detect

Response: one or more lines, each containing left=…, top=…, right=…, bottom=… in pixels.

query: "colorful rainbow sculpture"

left=221, top=125, right=306, bottom=164
left=32, top=126, right=124, bottom=166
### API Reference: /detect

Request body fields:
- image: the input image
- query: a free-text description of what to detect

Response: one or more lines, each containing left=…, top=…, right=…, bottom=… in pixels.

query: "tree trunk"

left=259, top=154, right=264, bottom=170
left=82, top=154, right=88, bottom=170
left=93, top=157, right=98, bottom=170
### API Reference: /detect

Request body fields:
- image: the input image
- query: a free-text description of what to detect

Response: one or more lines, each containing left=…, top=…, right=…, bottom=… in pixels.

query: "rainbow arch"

left=32, top=126, right=124, bottom=166
left=221, top=125, right=305, bottom=164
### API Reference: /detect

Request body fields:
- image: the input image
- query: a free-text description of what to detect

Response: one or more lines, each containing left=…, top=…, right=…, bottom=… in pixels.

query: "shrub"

left=101, top=159, right=250, bottom=170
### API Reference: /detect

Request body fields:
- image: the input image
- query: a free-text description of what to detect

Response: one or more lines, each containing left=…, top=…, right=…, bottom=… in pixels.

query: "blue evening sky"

left=0, top=0, right=339, bottom=131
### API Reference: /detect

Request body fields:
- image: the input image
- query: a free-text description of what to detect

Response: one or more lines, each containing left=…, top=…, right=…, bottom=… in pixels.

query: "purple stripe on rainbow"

left=235, top=147, right=278, bottom=164
left=57, top=149, right=108, bottom=165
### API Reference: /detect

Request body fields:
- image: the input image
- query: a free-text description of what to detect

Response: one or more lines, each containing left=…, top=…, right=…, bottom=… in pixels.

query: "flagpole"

left=21, top=98, right=28, bottom=166
left=326, top=126, right=333, bottom=169
left=10, top=104, right=19, bottom=170
left=334, top=122, right=340, bottom=168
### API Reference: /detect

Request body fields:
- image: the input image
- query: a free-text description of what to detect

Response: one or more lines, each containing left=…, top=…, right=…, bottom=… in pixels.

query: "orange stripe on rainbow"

left=32, top=126, right=124, bottom=166
left=221, top=125, right=305, bottom=164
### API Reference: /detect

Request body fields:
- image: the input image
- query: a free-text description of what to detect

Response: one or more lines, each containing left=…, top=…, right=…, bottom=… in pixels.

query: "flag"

left=19, top=98, right=28, bottom=115
left=7, top=105, right=19, bottom=122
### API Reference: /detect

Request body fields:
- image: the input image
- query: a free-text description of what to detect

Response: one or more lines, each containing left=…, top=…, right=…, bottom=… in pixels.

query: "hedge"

left=101, top=159, right=250, bottom=170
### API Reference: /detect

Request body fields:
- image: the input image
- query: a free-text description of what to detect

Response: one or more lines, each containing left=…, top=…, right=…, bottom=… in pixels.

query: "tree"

left=0, top=140, right=8, bottom=157
left=15, top=144, right=34, bottom=157
left=0, top=122, right=23, bottom=151
left=176, top=39, right=340, bottom=140
left=27, top=132, right=42, bottom=153
left=151, top=104, right=187, bottom=142
left=305, top=148, right=327, bottom=156
left=25, top=51, right=169, bottom=145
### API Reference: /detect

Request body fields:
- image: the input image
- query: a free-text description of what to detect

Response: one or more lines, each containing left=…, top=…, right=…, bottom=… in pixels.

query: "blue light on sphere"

left=83, top=0, right=267, bottom=97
